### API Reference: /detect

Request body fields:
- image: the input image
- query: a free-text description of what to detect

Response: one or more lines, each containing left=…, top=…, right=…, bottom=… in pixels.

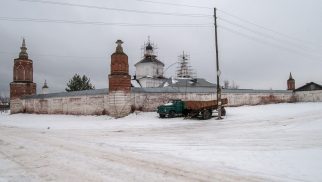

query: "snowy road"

left=1, top=103, right=322, bottom=182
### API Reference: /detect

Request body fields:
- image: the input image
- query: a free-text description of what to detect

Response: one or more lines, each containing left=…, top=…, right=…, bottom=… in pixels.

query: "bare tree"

left=223, top=80, right=239, bottom=89
left=0, top=95, right=10, bottom=113
left=231, top=81, right=239, bottom=89
left=224, top=80, right=230, bottom=89
left=0, top=96, right=9, bottom=104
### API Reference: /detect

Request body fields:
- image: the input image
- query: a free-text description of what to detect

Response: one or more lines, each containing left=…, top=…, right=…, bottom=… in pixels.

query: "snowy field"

left=1, top=103, right=322, bottom=182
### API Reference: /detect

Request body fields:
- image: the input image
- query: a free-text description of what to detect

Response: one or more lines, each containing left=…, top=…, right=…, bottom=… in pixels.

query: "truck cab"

left=157, top=99, right=184, bottom=118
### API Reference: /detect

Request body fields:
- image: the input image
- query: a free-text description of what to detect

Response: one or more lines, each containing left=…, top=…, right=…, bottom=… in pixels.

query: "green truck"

left=157, top=98, right=228, bottom=120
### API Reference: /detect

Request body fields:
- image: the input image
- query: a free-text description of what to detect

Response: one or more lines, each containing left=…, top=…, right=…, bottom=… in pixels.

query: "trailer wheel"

left=202, top=110, right=212, bottom=120
left=183, top=110, right=189, bottom=117
left=221, top=107, right=226, bottom=116
left=159, top=114, right=165, bottom=118
left=169, top=110, right=176, bottom=118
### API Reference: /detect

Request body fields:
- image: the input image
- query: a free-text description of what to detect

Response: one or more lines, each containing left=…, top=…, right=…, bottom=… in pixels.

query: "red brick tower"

left=108, top=40, right=131, bottom=92
left=287, top=72, right=295, bottom=91
left=10, top=39, right=37, bottom=100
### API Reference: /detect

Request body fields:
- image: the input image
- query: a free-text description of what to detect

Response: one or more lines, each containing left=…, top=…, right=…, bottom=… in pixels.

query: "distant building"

left=10, top=39, right=36, bottom=100
left=42, top=80, right=49, bottom=94
left=287, top=72, right=295, bottom=91
left=295, top=82, right=322, bottom=92
left=134, top=38, right=166, bottom=88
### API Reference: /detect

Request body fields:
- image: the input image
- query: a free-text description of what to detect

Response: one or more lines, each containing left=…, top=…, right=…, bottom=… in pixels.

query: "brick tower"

left=108, top=40, right=131, bottom=118
left=10, top=39, right=37, bottom=100
left=108, top=40, right=131, bottom=92
left=287, top=72, right=295, bottom=91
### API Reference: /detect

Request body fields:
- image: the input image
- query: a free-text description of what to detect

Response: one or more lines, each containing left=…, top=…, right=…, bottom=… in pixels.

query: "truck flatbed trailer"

left=157, top=98, right=228, bottom=120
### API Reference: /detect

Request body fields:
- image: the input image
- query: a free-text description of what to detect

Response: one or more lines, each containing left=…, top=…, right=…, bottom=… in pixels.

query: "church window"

left=16, top=65, right=25, bottom=81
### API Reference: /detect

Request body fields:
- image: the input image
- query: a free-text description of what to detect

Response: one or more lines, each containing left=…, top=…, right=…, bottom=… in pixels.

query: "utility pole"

left=214, top=8, right=222, bottom=119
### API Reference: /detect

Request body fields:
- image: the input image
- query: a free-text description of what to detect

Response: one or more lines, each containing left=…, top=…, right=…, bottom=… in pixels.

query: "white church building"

left=134, top=38, right=166, bottom=88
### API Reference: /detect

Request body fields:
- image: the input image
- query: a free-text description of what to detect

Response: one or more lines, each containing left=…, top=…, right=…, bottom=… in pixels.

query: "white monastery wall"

left=295, top=90, right=322, bottom=102
left=10, top=99, right=25, bottom=114
left=11, top=90, right=296, bottom=116
left=132, top=92, right=294, bottom=112
left=18, top=95, right=109, bottom=115
left=108, top=91, right=131, bottom=118
left=13, top=91, right=130, bottom=117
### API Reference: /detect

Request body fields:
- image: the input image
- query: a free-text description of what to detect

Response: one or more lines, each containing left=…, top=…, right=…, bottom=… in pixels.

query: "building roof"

left=135, top=38, right=164, bottom=67
left=42, top=80, right=49, bottom=89
left=23, top=86, right=291, bottom=100
left=132, top=87, right=291, bottom=94
left=295, top=82, right=322, bottom=92
left=160, top=78, right=216, bottom=88
left=131, top=79, right=142, bottom=88
left=135, top=56, right=164, bottom=66
left=288, top=72, right=295, bottom=81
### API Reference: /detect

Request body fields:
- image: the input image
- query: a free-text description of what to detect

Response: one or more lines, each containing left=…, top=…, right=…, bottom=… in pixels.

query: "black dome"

left=146, top=43, right=153, bottom=50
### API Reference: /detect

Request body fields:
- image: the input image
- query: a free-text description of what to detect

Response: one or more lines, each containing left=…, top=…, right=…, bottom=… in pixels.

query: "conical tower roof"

left=19, top=38, right=28, bottom=59
left=42, top=80, right=49, bottom=89
left=288, top=72, right=294, bottom=81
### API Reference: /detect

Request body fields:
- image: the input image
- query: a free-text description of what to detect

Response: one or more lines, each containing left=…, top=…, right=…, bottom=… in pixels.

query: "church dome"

left=146, top=43, right=153, bottom=51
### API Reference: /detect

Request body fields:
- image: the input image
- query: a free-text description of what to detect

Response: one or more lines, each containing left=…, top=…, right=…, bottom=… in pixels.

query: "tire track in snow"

left=0, top=125, right=271, bottom=182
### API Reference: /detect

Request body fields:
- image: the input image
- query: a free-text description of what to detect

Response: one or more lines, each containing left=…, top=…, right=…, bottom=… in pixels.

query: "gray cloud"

left=1, top=0, right=322, bottom=96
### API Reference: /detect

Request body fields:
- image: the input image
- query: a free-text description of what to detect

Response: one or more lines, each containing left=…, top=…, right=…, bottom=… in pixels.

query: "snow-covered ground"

left=1, top=103, right=322, bottom=182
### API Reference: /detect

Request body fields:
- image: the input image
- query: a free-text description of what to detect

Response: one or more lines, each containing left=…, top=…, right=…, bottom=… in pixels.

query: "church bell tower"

left=108, top=40, right=131, bottom=92
left=287, top=72, right=295, bottom=91
left=10, top=39, right=37, bottom=100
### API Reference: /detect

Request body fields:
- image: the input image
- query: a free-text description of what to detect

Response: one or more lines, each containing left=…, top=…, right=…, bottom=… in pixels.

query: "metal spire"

left=289, top=72, right=293, bottom=80
left=19, top=38, right=28, bottom=59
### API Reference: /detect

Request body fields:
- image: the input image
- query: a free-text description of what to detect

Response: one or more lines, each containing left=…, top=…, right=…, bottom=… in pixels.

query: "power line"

left=6, top=0, right=322, bottom=62
left=218, top=17, right=322, bottom=55
left=0, top=51, right=106, bottom=59
left=217, top=9, right=322, bottom=48
left=18, top=0, right=322, bottom=49
left=2, top=15, right=320, bottom=60
left=219, top=25, right=322, bottom=63
left=18, top=0, right=212, bottom=18
left=130, top=0, right=322, bottom=48
left=0, top=17, right=212, bottom=27
left=135, top=0, right=211, bottom=9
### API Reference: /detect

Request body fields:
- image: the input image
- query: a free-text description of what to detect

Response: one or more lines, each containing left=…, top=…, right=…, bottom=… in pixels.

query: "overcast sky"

left=1, top=0, right=322, bottom=96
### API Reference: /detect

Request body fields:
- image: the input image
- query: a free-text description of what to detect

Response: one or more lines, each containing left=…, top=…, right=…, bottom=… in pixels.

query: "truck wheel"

left=169, top=110, right=176, bottom=118
left=159, top=114, right=165, bottom=118
left=221, top=107, right=226, bottom=116
left=202, top=110, right=212, bottom=120
left=183, top=110, right=189, bottom=117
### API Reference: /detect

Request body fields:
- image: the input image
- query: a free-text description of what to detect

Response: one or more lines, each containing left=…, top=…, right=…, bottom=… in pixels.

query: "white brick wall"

left=12, top=91, right=296, bottom=117
left=295, top=90, right=322, bottom=102
left=131, top=92, right=293, bottom=112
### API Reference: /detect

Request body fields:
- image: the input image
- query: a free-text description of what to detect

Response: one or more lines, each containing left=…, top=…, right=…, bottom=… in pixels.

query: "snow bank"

left=1, top=102, right=322, bottom=181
